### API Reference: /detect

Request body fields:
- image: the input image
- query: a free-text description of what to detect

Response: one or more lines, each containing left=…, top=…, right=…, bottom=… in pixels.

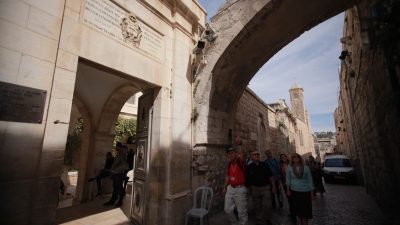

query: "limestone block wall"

left=191, top=145, right=227, bottom=213
left=234, top=89, right=304, bottom=157
left=275, top=111, right=297, bottom=155
left=234, top=89, right=269, bottom=155
left=0, top=0, right=66, bottom=224
left=335, top=3, right=400, bottom=218
left=295, top=117, right=315, bottom=157
left=0, top=0, right=206, bottom=224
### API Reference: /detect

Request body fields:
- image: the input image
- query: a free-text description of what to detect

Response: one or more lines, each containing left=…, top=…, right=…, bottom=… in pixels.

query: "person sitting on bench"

left=88, top=152, right=114, bottom=196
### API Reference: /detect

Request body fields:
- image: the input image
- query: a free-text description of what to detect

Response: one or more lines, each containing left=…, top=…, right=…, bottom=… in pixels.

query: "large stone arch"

left=194, top=0, right=358, bottom=145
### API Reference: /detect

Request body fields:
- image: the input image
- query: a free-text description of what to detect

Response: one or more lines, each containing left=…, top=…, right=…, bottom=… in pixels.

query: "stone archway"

left=70, top=95, right=92, bottom=202
left=70, top=59, right=155, bottom=201
left=194, top=0, right=357, bottom=146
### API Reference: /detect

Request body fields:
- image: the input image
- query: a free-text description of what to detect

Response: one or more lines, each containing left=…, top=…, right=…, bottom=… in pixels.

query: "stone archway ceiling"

left=75, top=59, right=155, bottom=130
left=197, top=0, right=358, bottom=113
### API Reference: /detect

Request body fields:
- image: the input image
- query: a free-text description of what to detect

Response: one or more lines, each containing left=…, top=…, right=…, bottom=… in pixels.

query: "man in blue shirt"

left=265, top=149, right=283, bottom=209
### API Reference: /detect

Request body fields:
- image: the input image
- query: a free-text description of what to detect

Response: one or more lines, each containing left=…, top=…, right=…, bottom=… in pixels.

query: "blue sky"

left=198, top=0, right=343, bottom=132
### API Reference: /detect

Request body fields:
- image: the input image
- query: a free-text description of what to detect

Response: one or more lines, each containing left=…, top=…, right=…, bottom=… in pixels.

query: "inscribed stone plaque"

left=83, top=0, right=165, bottom=61
left=0, top=81, right=47, bottom=123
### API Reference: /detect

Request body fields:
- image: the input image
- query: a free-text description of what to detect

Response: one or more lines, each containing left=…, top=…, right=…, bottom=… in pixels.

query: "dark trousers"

left=95, top=169, right=112, bottom=192
left=271, top=179, right=283, bottom=207
left=283, top=183, right=296, bottom=220
left=251, top=185, right=272, bottom=224
left=110, top=173, right=125, bottom=202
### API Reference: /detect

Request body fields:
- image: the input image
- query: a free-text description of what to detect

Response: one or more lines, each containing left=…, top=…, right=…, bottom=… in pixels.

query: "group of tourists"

left=88, top=142, right=135, bottom=207
left=223, top=145, right=325, bottom=225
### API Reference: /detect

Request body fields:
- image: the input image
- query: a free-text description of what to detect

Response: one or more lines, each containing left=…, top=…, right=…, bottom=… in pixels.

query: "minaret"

left=289, top=83, right=306, bottom=122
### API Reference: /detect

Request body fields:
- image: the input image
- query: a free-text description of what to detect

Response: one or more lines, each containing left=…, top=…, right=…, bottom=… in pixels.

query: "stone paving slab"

left=56, top=183, right=390, bottom=225
left=56, top=194, right=131, bottom=225
left=209, top=183, right=389, bottom=225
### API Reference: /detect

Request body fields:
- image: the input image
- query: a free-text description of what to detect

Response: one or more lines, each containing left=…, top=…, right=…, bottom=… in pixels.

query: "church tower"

left=289, top=83, right=306, bottom=122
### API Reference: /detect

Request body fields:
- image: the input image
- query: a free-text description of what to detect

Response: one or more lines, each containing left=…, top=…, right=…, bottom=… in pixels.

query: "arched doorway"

left=56, top=58, right=158, bottom=222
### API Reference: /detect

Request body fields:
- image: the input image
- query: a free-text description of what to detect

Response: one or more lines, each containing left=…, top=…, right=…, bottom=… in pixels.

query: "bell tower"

left=289, top=83, right=306, bottom=122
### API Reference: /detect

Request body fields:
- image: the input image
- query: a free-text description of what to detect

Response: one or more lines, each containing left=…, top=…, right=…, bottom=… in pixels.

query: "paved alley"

left=209, top=183, right=389, bottom=225
left=55, top=183, right=390, bottom=225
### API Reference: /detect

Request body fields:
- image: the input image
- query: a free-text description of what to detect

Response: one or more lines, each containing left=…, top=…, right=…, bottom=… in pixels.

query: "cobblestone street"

left=210, top=183, right=389, bottom=225
left=310, top=183, right=387, bottom=225
left=55, top=182, right=391, bottom=225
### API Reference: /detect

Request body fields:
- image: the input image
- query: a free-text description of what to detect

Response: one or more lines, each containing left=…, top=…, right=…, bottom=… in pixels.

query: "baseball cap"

left=226, top=145, right=237, bottom=153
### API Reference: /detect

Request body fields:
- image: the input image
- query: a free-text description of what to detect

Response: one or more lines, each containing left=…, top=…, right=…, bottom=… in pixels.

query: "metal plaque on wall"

left=0, top=81, right=47, bottom=123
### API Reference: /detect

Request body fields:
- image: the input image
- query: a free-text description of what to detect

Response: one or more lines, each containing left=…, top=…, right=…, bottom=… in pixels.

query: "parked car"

left=323, top=154, right=357, bottom=184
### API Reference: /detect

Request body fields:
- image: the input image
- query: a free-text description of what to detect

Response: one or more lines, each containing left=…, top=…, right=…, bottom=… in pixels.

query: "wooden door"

left=131, top=90, right=153, bottom=225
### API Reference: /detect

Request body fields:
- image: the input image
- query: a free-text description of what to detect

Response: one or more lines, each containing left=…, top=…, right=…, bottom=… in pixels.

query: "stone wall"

left=0, top=0, right=206, bottom=224
left=235, top=89, right=271, bottom=157
left=191, top=145, right=227, bottom=213
left=192, top=88, right=297, bottom=211
left=235, top=89, right=297, bottom=158
left=335, top=1, right=400, bottom=220
left=233, top=88, right=314, bottom=158
left=0, top=1, right=66, bottom=224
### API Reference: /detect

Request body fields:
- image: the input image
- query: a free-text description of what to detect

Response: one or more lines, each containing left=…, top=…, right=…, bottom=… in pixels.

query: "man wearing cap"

left=223, top=145, right=248, bottom=225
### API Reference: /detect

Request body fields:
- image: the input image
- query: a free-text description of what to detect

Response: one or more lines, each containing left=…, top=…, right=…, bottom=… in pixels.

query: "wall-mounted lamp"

left=192, top=23, right=218, bottom=55
left=197, top=40, right=206, bottom=49
left=339, top=50, right=351, bottom=60
left=192, top=40, right=206, bottom=55
left=203, top=23, right=217, bottom=43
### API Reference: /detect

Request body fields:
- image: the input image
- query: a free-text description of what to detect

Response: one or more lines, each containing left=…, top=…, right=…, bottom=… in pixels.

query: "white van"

left=322, top=154, right=357, bottom=183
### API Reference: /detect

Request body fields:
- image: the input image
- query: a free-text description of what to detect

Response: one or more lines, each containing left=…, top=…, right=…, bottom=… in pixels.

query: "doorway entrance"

left=56, top=59, right=157, bottom=224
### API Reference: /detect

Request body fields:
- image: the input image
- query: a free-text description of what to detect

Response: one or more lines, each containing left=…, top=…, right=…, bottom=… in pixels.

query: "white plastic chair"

left=184, top=186, right=214, bottom=225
